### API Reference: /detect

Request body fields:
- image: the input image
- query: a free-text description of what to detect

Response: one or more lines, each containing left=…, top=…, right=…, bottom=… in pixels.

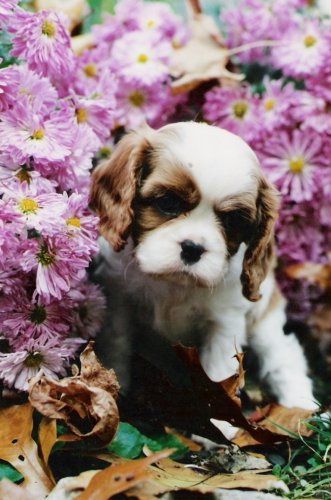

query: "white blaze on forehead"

left=158, top=122, right=259, bottom=200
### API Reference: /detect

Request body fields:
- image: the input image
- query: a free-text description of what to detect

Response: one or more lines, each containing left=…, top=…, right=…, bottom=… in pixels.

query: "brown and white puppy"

left=90, top=121, right=316, bottom=410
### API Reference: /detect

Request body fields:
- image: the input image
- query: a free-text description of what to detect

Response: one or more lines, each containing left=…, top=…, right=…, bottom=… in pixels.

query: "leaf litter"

left=0, top=342, right=321, bottom=498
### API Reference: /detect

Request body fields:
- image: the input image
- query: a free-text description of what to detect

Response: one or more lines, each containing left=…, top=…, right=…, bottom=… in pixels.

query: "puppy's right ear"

left=89, top=130, right=152, bottom=251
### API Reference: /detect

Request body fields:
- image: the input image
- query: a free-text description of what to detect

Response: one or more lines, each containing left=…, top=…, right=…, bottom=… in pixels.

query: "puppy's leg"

left=200, top=312, right=246, bottom=382
left=249, top=292, right=317, bottom=410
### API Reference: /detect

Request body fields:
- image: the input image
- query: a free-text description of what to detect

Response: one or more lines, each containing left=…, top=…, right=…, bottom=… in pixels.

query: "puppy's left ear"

left=241, top=178, right=279, bottom=302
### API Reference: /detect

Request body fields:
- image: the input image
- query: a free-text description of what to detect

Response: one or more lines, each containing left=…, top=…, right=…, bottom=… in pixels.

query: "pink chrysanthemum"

left=115, top=78, right=173, bottom=129
left=0, top=66, right=20, bottom=112
left=0, top=337, right=83, bottom=391
left=20, top=236, right=94, bottom=301
left=9, top=9, right=74, bottom=90
left=110, top=30, right=170, bottom=85
left=0, top=94, right=72, bottom=164
left=203, top=86, right=261, bottom=144
left=258, top=78, right=297, bottom=134
left=0, top=0, right=18, bottom=27
left=260, top=129, right=329, bottom=203
left=0, top=294, right=73, bottom=348
left=69, top=282, right=106, bottom=339
left=271, top=20, right=329, bottom=79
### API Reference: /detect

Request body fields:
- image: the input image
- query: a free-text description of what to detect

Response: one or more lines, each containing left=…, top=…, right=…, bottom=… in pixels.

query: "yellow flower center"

left=76, top=108, right=87, bottom=123
left=83, top=63, right=97, bottom=78
left=36, top=245, right=55, bottom=266
left=232, top=101, right=248, bottom=119
left=66, top=217, right=81, bottom=228
left=146, top=20, right=155, bottom=28
left=304, top=35, right=317, bottom=48
left=137, top=53, right=148, bottom=63
left=289, top=156, right=304, bottom=174
left=128, top=90, right=145, bottom=107
left=16, top=169, right=32, bottom=184
left=31, top=128, right=44, bottom=140
left=41, top=19, right=56, bottom=38
left=264, top=98, right=275, bottom=111
left=99, top=146, right=112, bottom=158
left=24, top=352, right=44, bottom=368
left=18, top=197, right=39, bottom=215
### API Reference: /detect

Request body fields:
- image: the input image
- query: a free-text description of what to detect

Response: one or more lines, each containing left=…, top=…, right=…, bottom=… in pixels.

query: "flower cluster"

left=0, top=0, right=188, bottom=391
left=204, top=0, right=331, bottom=318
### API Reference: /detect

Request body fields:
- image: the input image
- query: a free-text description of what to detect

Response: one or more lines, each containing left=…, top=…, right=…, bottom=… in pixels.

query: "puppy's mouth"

left=147, top=270, right=216, bottom=288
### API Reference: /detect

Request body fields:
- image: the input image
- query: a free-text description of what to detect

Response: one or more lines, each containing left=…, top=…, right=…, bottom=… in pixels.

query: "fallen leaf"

left=34, top=0, right=90, bottom=31
left=71, top=33, right=95, bottom=56
left=47, top=470, right=98, bottom=500
left=29, top=343, right=120, bottom=445
left=146, top=456, right=286, bottom=494
left=76, top=450, right=173, bottom=500
left=79, top=341, right=120, bottom=397
left=233, top=404, right=314, bottom=447
left=0, top=478, right=28, bottom=500
left=38, top=417, right=57, bottom=466
left=164, top=427, right=202, bottom=452
left=121, top=347, right=287, bottom=445
left=286, top=261, right=331, bottom=290
left=0, top=403, right=54, bottom=498
left=169, top=2, right=243, bottom=94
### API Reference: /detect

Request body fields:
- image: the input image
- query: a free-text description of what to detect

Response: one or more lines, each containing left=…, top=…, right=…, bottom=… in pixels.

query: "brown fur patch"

left=89, top=129, right=153, bottom=251
left=240, top=177, right=280, bottom=302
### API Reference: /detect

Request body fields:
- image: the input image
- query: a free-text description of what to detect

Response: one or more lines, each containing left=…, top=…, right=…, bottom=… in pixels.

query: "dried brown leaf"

left=286, top=261, right=331, bottom=290
left=29, top=343, right=120, bottom=445
left=169, top=10, right=243, bottom=94
left=233, top=404, right=314, bottom=447
left=0, top=403, right=54, bottom=498
left=38, top=417, right=57, bottom=466
left=80, top=341, right=120, bottom=397
left=0, top=478, right=29, bottom=500
left=75, top=450, right=173, bottom=500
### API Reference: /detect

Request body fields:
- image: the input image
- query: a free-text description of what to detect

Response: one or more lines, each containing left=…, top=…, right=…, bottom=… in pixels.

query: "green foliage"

left=0, top=460, right=23, bottom=483
left=0, top=30, right=17, bottom=69
left=272, top=414, right=331, bottom=498
left=107, top=422, right=188, bottom=460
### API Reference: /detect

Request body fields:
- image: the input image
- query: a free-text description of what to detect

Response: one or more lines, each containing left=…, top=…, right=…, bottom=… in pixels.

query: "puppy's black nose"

left=180, top=239, right=205, bottom=265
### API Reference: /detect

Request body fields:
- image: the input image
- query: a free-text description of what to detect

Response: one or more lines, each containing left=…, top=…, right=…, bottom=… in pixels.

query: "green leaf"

left=107, top=422, right=187, bottom=460
left=0, top=461, right=23, bottom=483
left=0, top=30, right=17, bottom=69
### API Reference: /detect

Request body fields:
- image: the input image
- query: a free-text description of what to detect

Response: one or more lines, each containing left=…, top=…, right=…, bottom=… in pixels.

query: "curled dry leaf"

left=0, top=403, right=54, bottom=498
left=169, top=5, right=243, bottom=94
left=34, top=0, right=90, bottom=31
left=29, top=342, right=120, bottom=445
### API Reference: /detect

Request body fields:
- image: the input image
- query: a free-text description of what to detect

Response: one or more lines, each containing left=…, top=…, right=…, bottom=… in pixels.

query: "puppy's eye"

left=153, top=191, right=187, bottom=217
left=218, top=209, right=253, bottom=240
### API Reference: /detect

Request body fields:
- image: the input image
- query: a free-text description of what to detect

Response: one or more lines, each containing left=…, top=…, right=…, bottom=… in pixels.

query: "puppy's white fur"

left=91, top=122, right=316, bottom=410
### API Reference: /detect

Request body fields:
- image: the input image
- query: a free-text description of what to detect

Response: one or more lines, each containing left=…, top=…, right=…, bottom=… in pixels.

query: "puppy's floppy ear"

left=89, top=129, right=152, bottom=251
left=241, top=177, right=279, bottom=302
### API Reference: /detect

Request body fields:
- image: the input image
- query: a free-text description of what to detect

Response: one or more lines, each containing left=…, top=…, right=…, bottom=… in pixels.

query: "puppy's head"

left=90, top=122, right=279, bottom=301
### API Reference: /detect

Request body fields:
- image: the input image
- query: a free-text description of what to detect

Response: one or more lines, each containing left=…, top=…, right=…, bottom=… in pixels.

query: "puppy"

left=90, top=121, right=316, bottom=410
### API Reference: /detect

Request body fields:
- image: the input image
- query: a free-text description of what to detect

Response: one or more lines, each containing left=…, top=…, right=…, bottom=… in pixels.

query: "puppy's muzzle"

left=180, top=239, right=205, bottom=265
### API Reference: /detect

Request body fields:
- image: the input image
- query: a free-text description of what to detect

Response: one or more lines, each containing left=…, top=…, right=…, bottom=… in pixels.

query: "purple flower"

left=0, top=0, right=18, bottom=27
left=259, top=129, right=328, bottom=203
left=69, top=282, right=106, bottom=339
left=203, top=85, right=261, bottom=144
left=258, top=78, right=297, bottom=134
left=20, top=236, right=93, bottom=301
left=0, top=66, right=20, bottom=112
left=0, top=94, right=72, bottom=164
left=271, top=20, right=329, bottom=79
left=9, top=9, right=74, bottom=91
left=0, top=293, right=73, bottom=348
left=0, top=337, right=82, bottom=391
left=110, top=30, right=170, bottom=85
